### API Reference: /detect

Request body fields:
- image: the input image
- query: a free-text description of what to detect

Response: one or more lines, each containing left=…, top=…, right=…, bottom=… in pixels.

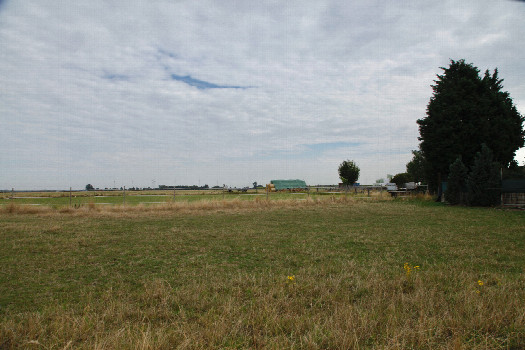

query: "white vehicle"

left=386, top=183, right=397, bottom=191
left=405, top=182, right=417, bottom=190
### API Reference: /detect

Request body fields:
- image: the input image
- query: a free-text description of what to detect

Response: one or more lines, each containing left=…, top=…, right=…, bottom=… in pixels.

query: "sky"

left=1, top=0, right=525, bottom=190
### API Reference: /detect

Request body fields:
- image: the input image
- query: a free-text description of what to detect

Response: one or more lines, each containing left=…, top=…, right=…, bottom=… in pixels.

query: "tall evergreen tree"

left=445, top=157, right=468, bottom=205
left=406, top=149, right=428, bottom=183
left=417, top=59, right=524, bottom=192
left=467, top=144, right=501, bottom=206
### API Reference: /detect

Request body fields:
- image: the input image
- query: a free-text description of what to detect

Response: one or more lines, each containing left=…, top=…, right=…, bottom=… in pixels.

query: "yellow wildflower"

left=404, top=263, right=412, bottom=277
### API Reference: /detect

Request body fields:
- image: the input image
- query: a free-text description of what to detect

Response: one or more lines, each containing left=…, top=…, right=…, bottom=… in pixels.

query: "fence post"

left=69, top=187, right=72, bottom=207
left=11, top=188, right=14, bottom=199
left=500, top=168, right=503, bottom=206
left=123, top=186, right=126, bottom=206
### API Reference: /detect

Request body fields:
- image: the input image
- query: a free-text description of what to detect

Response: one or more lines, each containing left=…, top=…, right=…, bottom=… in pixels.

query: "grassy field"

left=0, top=189, right=348, bottom=208
left=0, top=197, right=524, bottom=349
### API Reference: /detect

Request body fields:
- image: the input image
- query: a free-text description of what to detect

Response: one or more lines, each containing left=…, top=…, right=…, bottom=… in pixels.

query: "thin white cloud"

left=1, top=0, right=524, bottom=189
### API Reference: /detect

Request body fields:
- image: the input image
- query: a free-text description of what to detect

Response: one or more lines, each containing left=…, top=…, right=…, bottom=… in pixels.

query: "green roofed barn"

left=270, top=179, right=307, bottom=190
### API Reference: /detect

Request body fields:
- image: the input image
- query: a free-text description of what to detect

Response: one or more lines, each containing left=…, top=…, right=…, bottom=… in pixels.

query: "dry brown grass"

left=2, top=202, right=48, bottom=214
left=0, top=196, right=388, bottom=217
left=2, top=264, right=523, bottom=349
left=1, top=199, right=523, bottom=349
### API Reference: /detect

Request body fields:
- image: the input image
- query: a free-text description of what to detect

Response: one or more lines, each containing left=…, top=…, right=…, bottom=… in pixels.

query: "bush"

left=391, top=173, right=411, bottom=188
left=467, top=144, right=501, bottom=206
left=445, top=158, right=468, bottom=205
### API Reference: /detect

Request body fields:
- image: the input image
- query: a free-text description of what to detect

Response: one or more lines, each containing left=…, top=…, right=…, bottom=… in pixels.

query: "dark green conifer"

left=467, top=144, right=501, bottom=206
left=417, top=60, right=524, bottom=192
left=445, top=157, right=468, bottom=205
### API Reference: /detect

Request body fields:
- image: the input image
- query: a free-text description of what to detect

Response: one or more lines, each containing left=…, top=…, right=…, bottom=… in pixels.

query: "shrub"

left=445, top=157, right=468, bottom=205
left=391, top=173, right=411, bottom=188
left=467, top=144, right=501, bottom=206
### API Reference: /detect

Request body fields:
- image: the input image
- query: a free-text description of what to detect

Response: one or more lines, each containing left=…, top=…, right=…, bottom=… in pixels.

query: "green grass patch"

left=1, top=200, right=524, bottom=349
left=0, top=190, right=328, bottom=208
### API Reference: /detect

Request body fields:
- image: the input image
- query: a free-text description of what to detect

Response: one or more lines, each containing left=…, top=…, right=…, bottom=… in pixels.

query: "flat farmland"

left=0, top=199, right=524, bottom=349
left=0, top=190, right=340, bottom=208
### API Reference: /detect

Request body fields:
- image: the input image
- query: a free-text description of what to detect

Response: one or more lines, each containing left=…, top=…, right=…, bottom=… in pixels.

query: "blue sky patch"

left=103, top=73, right=129, bottom=81
left=250, top=142, right=363, bottom=161
left=171, top=74, right=248, bottom=90
left=158, top=48, right=177, bottom=59
left=305, top=142, right=362, bottom=152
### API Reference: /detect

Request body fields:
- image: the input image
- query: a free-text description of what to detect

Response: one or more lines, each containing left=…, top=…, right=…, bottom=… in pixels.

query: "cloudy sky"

left=1, top=0, right=524, bottom=190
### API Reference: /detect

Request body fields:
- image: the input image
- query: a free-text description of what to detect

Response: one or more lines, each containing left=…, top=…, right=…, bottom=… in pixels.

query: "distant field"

left=1, top=198, right=524, bottom=349
left=0, top=189, right=383, bottom=208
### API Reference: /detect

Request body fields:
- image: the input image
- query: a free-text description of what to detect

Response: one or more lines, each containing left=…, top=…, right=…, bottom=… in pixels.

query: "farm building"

left=269, top=179, right=307, bottom=191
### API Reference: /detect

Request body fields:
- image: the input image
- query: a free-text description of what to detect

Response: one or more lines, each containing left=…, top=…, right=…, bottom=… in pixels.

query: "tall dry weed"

left=3, top=203, right=47, bottom=214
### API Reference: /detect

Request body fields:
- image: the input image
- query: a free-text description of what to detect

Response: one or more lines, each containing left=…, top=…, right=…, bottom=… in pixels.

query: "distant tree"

left=417, top=59, right=524, bottom=191
left=406, top=149, right=428, bottom=183
left=375, top=178, right=385, bottom=184
left=391, top=173, right=411, bottom=188
left=253, top=181, right=258, bottom=189
left=338, top=160, right=360, bottom=186
left=85, top=184, right=94, bottom=191
left=445, top=157, right=468, bottom=205
left=467, top=144, right=501, bottom=206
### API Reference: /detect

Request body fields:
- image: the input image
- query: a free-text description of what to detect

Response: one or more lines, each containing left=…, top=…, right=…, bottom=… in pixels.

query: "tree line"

left=338, top=59, right=524, bottom=206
